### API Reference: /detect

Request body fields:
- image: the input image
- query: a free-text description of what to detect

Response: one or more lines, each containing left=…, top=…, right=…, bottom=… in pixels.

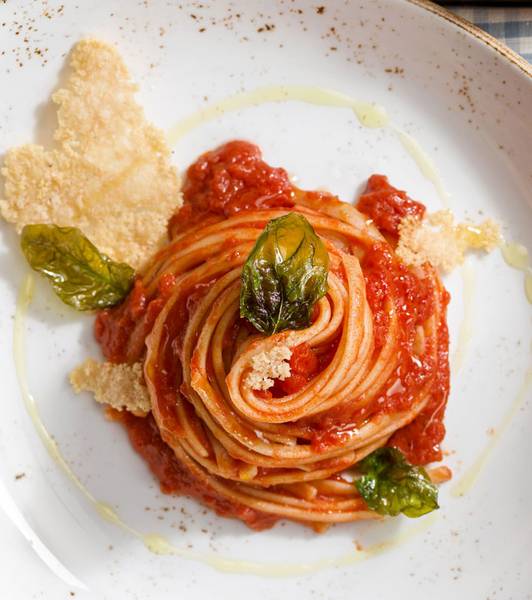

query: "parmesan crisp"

left=0, top=39, right=182, bottom=269
left=397, top=210, right=501, bottom=272
left=70, top=359, right=150, bottom=416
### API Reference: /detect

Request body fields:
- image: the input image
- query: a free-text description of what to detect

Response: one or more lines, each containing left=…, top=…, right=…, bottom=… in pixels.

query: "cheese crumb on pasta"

left=0, top=39, right=181, bottom=269
left=397, top=210, right=501, bottom=272
left=245, top=345, right=292, bottom=391
left=70, top=359, right=150, bottom=416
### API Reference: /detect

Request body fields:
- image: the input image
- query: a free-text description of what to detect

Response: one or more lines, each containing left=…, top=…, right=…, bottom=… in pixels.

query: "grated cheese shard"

left=397, top=210, right=501, bottom=272
left=70, top=359, right=150, bottom=416
left=0, top=39, right=182, bottom=269
left=245, top=345, right=292, bottom=391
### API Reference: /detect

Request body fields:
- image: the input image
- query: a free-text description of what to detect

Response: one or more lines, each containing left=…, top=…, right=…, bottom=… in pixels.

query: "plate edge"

left=407, top=0, right=532, bottom=78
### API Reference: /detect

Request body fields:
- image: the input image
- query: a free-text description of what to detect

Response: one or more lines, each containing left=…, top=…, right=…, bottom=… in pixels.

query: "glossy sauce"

left=97, top=141, right=450, bottom=520
left=306, top=242, right=450, bottom=463
left=261, top=342, right=334, bottom=398
left=356, top=174, right=425, bottom=237
left=168, top=140, right=294, bottom=237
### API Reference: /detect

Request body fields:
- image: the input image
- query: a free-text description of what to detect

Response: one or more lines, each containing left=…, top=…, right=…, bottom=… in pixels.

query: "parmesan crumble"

left=70, top=359, right=151, bottom=416
left=245, top=345, right=292, bottom=391
left=397, top=210, right=501, bottom=272
left=0, top=39, right=182, bottom=269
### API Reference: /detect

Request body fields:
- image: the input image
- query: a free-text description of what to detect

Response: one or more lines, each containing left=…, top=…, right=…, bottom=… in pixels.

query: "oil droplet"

left=393, top=128, right=450, bottom=208
left=451, top=260, right=475, bottom=373
left=501, top=242, right=528, bottom=270
left=500, top=241, right=532, bottom=305
left=96, top=502, right=125, bottom=527
left=354, top=103, right=388, bottom=128
left=525, top=272, right=532, bottom=304
left=143, top=533, right=175, bottom=555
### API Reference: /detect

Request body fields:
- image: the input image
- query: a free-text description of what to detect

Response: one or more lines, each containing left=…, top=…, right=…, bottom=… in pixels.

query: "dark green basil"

left=21, top=224, right=135, bottom=311
left=240, top=213, right=329, bottom=335
left=355, top=447, right=439, bottom=518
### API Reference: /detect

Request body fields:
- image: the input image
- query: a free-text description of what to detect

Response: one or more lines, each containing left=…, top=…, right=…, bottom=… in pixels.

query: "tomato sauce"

left=95, top=141, right=450, bottom=522
left=356, top=174, right=425, bottom=237
left=360, top=244, right=449, bottom=465
left=168, top=140, right=295, bottom=237
left=110, top=410, right=278, bottom=531
left=304, top=242, right=449, bottom=463
left=254, top=343, right=316, bottom=398
left=265, top=341, right=338, bottom=398
left=389, top=297, right=450, bottom=465
left=95, top=274, right=176, bottom=364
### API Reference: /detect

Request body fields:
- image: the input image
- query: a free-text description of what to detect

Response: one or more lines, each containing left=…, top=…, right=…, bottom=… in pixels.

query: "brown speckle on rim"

left=15, top=472, right=26, bottom=480
left=316, top=6, right=325, bottom=14
left=384, top=66, right=404, bottom=75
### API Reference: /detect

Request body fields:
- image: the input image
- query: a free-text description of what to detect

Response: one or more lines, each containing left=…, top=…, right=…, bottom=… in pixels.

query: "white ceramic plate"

left=1, top=1, right=531, bottom=599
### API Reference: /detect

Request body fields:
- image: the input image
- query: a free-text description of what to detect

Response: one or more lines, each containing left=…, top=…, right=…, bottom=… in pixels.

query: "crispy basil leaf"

left=355, top=447, right=439, bottom=518
left=21, top=224, right=135, bottom=311
left=240, top=212, right=329, bottom=335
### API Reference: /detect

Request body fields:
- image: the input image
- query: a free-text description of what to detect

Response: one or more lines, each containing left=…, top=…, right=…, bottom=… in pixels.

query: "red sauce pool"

left=263, top=342, right=337, bottom=398
left=168, top=140, right=295, bottom=237
left=110, top=410, right=278, bottom=531
left=356, top=174, right=425, bottom=237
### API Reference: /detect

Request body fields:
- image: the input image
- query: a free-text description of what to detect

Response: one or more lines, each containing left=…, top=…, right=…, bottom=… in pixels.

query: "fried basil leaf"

left=355, top=447, right=439, bottom=518
left=21, top=224, right=135, bottom=311
left=240, top=212, right=329, bottom=335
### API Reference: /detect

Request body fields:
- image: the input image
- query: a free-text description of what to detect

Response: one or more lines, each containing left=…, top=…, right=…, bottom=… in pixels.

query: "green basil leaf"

left=21, top=224, right=135, bottom=311
left=240, top=213, right=329, bottom=335
left=355, top=447, right=439, bottom=518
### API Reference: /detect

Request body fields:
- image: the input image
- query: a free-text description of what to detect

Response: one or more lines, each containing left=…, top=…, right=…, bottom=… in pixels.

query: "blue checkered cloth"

left=450, top=7, right=532, bottom=63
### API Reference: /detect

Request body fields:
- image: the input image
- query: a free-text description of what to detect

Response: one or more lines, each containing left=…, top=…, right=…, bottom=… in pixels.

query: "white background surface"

left=0, top=1, right=531, bottom=599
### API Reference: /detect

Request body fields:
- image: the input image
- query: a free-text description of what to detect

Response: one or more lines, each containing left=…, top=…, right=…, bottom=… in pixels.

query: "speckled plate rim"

left=408, top=0, right=532, bottom=77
